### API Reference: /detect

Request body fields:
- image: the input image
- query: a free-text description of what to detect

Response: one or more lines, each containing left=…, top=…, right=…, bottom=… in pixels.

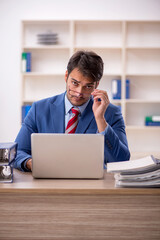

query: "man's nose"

left=77, top=86, right=83, bottom=95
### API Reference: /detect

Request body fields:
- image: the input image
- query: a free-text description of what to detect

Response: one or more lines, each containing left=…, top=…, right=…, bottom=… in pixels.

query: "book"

left=112, top=79, right=121, bottom=99
left=0, top=142, right=18, bottom=166
left=107, top=155, right=160, bottom=187
left=146, top=116, right=160, bottom=122
left=0, top=165, right=13, bottom=183
left=145, top=122, right=160, bottom=126
left=125, top=79, right=130, bottom=99
left=22, top=105, right=32, bottom=123
left=26, top=52, right=31, bottom=72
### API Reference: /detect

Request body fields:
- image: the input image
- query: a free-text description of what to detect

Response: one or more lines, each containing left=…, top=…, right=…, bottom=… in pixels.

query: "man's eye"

left=86, top=85, right=93, bottom=89
left=72, top=81, right=78, bottom=86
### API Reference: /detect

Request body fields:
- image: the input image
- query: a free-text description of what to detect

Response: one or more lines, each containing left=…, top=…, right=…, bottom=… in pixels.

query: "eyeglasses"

left=68, top=88, right=93, bottom=98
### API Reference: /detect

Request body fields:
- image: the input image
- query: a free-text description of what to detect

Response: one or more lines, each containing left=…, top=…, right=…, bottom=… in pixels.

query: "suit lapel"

left=50, top=93, right=65, bottom=133
left=76, top=99, right=95, bottom=133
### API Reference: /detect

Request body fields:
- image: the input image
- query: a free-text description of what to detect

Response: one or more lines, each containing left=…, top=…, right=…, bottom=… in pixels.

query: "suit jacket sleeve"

left=14, top=102, right=38, bottom=171
left=103, top=105, right=130, bottom=164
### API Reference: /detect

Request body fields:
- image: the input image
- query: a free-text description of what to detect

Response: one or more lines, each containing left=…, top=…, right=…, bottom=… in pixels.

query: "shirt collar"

left=65, top=93, right=90, bottom=115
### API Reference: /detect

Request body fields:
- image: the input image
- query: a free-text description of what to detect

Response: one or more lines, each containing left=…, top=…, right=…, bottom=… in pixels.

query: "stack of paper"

left=107, top=155, right=160, bottom=187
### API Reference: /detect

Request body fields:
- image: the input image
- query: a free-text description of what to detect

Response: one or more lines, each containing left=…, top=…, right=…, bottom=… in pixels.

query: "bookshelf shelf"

left=23, top=99, right=36, bottom=104
left=103, top=72, right=122, bottom=76
left=21, top=20, right=160, bottom=155
left=23, top=72, right=64, bottom=77
left=125, top=99, right=160, bottom=103
left=75, top=46, right=122, bottom=50
left=110, top=100, right=122, bottom=104
left=126, top=47, right=160, bottom=49
left=126, top=73, right=160, bottom=77
left=126, top=126, right=160, bottom=130
left=23, top=46, right=70, bottom=50
left=23, top=72, right=124, bottom=78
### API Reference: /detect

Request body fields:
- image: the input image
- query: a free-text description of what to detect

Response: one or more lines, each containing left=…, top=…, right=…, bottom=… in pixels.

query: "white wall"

left=0, top=0, right=160, bottom=142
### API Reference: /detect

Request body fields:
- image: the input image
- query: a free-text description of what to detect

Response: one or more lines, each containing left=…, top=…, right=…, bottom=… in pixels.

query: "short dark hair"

left=67, top=50, right=104, bottom=83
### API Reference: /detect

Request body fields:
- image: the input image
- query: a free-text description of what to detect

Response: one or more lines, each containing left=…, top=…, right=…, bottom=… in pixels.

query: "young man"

left=14, top=51, right=130, bottom=171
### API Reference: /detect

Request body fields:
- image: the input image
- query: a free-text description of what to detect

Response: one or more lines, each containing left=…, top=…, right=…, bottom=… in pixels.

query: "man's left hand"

left=91, top=89, right=110, bottom=132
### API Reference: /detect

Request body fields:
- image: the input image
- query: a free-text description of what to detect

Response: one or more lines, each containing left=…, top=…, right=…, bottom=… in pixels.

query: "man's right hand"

left=26, top=158, right=32, bottom=171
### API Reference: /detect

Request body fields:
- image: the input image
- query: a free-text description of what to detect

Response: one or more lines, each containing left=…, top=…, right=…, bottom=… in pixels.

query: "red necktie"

left=65, top=107, right=80, bottom=134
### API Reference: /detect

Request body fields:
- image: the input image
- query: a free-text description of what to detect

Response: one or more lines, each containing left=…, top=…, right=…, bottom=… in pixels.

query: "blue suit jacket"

left=14, top=92, right=130, bottom=171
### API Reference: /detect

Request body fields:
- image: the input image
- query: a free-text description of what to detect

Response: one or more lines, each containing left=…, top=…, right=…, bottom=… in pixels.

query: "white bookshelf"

left=21, top=20, right=160, bottom=157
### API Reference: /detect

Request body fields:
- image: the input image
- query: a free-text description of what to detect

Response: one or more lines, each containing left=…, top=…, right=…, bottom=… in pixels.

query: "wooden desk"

left=0, top=169, right=160, bottom=240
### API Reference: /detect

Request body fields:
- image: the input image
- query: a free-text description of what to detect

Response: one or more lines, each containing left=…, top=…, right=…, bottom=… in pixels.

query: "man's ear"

left=65, top=70, right=68, bottom=83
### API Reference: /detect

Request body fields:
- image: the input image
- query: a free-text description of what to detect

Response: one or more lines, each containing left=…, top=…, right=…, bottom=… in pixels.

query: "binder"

left=22, top=105, right=32, bottom=123
left=26, top=52, right=31, bottom=72
left=0, top=142, right=17, bottom=166
left=111, top=79, right=121, bottom=99
left=126, top=79, right=130, bottom=99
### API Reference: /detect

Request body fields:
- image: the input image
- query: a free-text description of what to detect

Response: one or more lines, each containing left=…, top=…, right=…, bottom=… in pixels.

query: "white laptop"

left=31, top=133, right=104, bottom=179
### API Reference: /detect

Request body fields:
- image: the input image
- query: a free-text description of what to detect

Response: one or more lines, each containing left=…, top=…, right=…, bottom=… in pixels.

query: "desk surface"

left=0, top=169, right=160, bottom=195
